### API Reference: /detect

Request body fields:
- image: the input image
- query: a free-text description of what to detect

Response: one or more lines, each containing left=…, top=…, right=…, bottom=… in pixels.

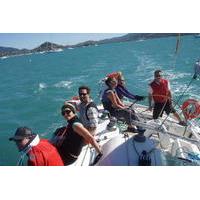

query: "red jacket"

left=150, top=78, right=170, bottom=103
left=27, top=139, right=64, bottom=166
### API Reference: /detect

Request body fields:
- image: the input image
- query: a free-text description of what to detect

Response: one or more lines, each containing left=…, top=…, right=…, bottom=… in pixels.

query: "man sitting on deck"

left=77, top=86, right=99, bottom=136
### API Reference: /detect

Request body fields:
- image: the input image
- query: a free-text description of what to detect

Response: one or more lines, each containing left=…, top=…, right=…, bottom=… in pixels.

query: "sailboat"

left=70, top=60, right=200, bottom=166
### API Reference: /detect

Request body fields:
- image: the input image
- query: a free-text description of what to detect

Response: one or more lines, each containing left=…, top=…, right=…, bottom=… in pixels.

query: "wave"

left=166, top=71, right=191, bottom=80
left=34, top=80, right=72, bottom=93
left=43, top=122, right=64, bottom=137
left=39, top=82, right=47, bottom=90
left=53, top=80, right=72, bottom=88
left=0, top=56, right=9, bottom=59
left=136, top=39, right=145, bottom=43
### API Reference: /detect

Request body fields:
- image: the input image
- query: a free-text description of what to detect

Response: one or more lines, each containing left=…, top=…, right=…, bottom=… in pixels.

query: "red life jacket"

left=27, top=139, right=64, bottom=166
left=150, top=79, right=169, bottom=103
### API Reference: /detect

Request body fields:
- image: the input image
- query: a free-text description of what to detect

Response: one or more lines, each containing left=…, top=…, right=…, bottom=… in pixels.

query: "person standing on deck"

left=148, top=69, right=186, bottom=126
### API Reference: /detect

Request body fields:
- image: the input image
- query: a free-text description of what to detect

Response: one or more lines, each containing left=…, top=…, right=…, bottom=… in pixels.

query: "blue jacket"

left=116, top=84, right=137, bottom=100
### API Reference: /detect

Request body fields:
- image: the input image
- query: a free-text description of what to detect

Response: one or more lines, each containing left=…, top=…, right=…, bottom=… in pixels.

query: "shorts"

left=153, top=101, right=176, bottom=119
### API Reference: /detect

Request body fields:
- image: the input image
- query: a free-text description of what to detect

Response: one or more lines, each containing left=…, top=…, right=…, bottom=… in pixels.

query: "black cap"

left=9, top=127, right=35, bottom=141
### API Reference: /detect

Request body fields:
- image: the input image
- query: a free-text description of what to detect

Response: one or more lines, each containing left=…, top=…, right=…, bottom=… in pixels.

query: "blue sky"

left=0, top=33, right=125, bottom=49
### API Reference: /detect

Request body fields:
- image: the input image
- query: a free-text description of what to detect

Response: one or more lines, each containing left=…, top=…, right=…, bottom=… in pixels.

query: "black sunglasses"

left=79, top=93, right=88, bottom=96
left=61, top=110, right=72, bottom=116
left=155, top=74, right=162, bottom=78
left=14, top=139, right=24, bottom=142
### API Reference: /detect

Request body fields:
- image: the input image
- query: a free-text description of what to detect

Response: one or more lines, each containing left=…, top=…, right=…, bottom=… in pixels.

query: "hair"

left=78, top=85, right=90, bottom=94
left=154, top=69, right=162, bottom=76
left=53, top=126, right=66, bottom=136
left=105, top=77, right=116, bottom=86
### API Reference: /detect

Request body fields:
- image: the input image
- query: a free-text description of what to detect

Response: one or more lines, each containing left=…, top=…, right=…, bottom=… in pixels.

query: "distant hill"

left=73, top=33, right=194, bottom=46
left=32, top=42, right=65, bottom=52
left=0, top=33, right=196, bottom=58
left=0, top=46, right=31, bottom=57
left=0, top=46, right=19, bottom=52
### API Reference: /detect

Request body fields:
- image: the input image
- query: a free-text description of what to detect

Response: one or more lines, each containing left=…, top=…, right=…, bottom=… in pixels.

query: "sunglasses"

left=155, top=75, right=162, bottom=78
left=79, top=93, right=88, bottom=96
left=14, top=139, right=23, bottom=142
left=61, top=109, right=72, bottom=116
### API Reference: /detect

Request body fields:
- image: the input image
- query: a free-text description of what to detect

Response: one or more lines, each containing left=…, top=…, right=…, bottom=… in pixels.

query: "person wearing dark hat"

left=52, top=103, right=102, bottom=165
left=9, top=127, right=64, bottom=166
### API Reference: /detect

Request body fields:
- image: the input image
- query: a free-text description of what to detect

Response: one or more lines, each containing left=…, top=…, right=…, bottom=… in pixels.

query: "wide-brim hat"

left=9, top=127, right=35, bottom=141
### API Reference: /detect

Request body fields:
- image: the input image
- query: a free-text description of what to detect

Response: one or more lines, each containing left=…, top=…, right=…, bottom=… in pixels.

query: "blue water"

left=0, top=35, right=200, bottom=165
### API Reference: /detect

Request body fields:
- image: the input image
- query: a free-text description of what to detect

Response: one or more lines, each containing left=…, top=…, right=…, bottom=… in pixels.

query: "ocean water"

left=0, top=35, right=200, bottom=166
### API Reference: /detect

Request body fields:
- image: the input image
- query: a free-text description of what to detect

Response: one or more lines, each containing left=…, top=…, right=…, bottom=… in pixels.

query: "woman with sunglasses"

left=53, top=103, right=102, bottom=165
left=107, top=71, right=145, bottom=101
left=102, top=77, right=144, bottom=133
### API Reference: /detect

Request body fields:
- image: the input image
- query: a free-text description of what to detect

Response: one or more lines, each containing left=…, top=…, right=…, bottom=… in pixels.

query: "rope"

left=80, top=145, right=90, bottom=166
left=159, top=78, right=195, bottom=128
left=171, top=33, right=181, bottom=69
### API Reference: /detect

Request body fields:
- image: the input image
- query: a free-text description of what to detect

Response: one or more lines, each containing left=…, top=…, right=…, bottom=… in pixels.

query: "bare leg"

left=173, top=112, right=187, bottom=126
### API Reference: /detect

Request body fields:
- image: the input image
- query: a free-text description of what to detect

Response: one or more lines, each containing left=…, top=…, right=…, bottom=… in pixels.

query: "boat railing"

left=130, top=119, right=200, bottom=146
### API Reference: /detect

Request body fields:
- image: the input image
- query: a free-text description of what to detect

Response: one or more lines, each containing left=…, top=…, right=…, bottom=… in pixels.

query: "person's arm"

left=115, top=92, right=125, bottom=107
left=107, top=91, right=125, bottom=109
left=167, top=81, right=172, bottom=103
left=86, top=107, right=99, bottom=135
left=148, top=87, right=153, bottom=111
left=117, top=85, right=136, bottom=100
left=117, top=85, right=145, bottom=101
left=73, top=123, right=102, bottom=154
left=28, top=150, right=44, bottom=166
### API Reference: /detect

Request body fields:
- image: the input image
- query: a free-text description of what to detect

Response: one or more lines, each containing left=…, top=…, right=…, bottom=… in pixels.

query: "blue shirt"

left=115, top=84, right=136, bottom=100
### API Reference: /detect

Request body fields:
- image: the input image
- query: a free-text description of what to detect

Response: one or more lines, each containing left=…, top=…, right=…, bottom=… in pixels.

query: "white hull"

left=96, top=103, right=200, bottom=166
left=70, top=103, right=200, bottom=166
left=71, top=114, right=120, bottom=166
left=96, top=134, right=163, bottom=166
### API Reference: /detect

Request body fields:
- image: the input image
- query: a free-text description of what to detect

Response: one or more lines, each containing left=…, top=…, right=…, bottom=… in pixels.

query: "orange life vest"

left=150, top=79, right=169, bottom=103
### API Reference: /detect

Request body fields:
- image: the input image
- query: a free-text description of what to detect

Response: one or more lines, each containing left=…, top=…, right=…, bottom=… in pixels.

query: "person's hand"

left=168, top=99, right=173, bottom=106
left=91, top=153, right=103, bottom=166
left=135, top=95, right=146, bottom=101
